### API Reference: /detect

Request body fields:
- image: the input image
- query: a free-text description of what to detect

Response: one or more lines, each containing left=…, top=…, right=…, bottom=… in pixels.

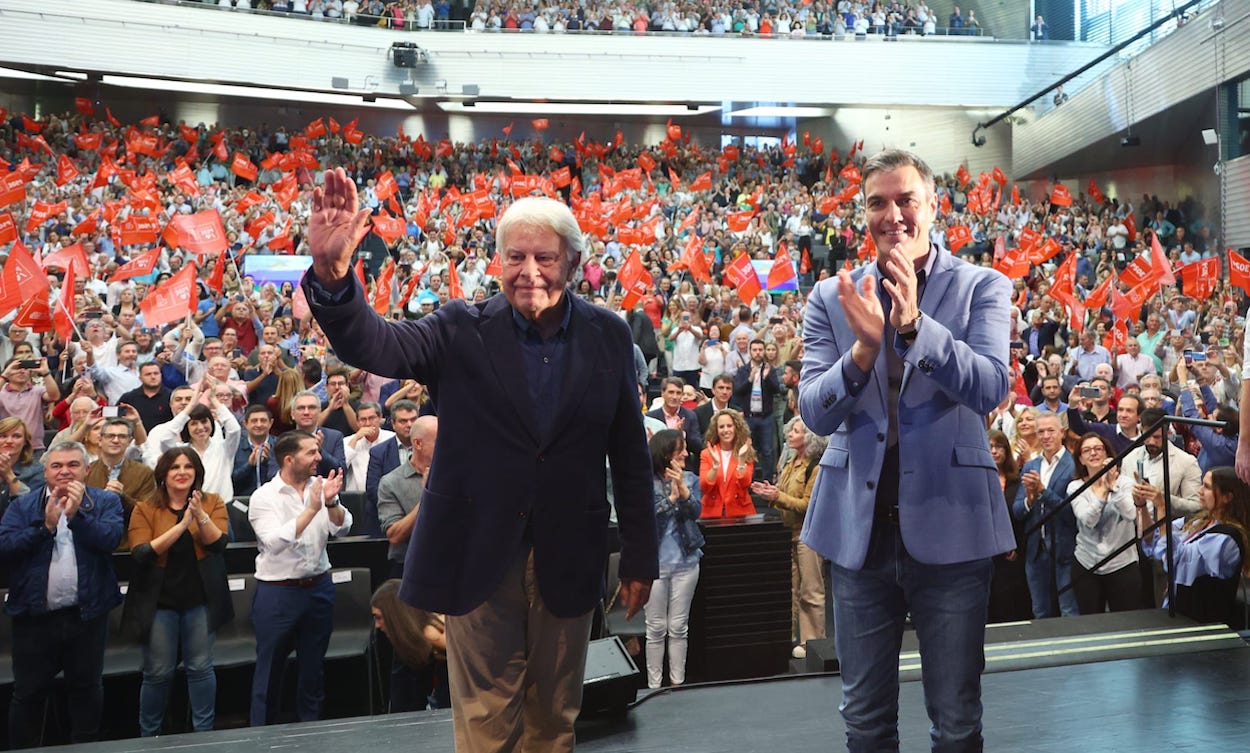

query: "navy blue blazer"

left=231, top=436, right=277, bottom=497
left=362, top=436, right=402, bottom=539
left=311, top=427, right=345, bottom=477
left=645, top=406, right=702, bottom=472
left=1012, top=451, right=1078, bottom=565
left=305, top=274, right=658, bottom=618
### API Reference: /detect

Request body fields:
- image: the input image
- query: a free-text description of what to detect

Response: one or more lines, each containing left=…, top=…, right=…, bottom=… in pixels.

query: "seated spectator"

left=1142, top=466, right=1250, bottom=626
left=371, top=579, right=448, bottom=712
left=121, top=447, right=231, bottom=737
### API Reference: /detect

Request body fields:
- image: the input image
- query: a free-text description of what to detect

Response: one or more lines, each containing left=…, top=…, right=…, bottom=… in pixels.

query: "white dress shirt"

left=343, top=428, right=394, bottom=493
left=248, top=474, right=353, bottom=581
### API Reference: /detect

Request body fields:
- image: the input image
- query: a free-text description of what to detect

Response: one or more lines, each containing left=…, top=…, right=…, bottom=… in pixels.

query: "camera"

left=1080, top=386, right=1102, bottom=398
left=18, top=360, right=41, bottom=370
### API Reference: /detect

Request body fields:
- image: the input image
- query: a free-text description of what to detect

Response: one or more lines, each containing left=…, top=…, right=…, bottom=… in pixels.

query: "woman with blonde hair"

left=699, top=409, right=756, bottom=518
left=752, top=417, right=826, bottom=658
left=370, top=579, right=448, bottom=711
left=266, top=369, right=304, bottom=435
left=0, top=417, right=43, bottom=517
left=1009, top=406, right=1042, bottom=467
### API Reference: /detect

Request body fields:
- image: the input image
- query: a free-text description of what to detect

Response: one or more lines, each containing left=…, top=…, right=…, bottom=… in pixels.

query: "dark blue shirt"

left=511, top=296, right=572, bottom=443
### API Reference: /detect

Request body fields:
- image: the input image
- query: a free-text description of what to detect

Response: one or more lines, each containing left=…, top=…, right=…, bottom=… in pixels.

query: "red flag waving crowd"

left=140, top=265, right=198, bottom=328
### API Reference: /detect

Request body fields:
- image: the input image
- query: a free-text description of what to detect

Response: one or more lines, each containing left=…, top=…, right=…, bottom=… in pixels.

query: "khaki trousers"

left=793, top=538, right=827, bottom=643
left=445, top=548, right=593, bottom=753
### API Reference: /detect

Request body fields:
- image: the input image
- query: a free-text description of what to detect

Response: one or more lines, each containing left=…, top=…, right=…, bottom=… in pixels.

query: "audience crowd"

left=1, top=96, right=1248, bottom=743
left=193, top=0, right=987, bottom=38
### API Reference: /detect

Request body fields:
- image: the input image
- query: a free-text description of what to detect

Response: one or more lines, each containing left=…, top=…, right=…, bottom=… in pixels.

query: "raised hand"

left=836, top=269, right=885, bottom=355
left=320, top=468, right=344, bottom=502
left=308, top=168, right=372, bottom=290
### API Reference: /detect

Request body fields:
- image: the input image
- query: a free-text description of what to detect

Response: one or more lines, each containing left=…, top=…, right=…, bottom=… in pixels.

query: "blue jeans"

left=250, top=577, right=335, bottom=726
left=829, top=523, right=993, bottom=753
left=139, top=606, right=216, bottom=736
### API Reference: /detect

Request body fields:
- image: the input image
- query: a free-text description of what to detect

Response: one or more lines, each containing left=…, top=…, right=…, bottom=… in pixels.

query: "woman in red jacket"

left=699, top=409, right=756, bottom=518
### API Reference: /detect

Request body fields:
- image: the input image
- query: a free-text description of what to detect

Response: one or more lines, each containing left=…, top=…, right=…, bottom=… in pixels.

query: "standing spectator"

left=141, top=386, right=198, bottom=467
left=646, top=377, right=702, bottom=473
left=0, top=442, right=124, bottom=748
left=0, top=357, right=60, bottom=456
left=668, top=311, right=704, bottom=387
left=751, top=418, right=825, bottom=658
left=1069, top=434, right=1141, bottom=614
left=0, top=418, right=44, bottom=519
left=377, top=415, right=437, bottom=577
left=122, top=448, right=231, bottom=736
left=365, top=399, right=420, bottom=537
left=694, top=374, right=734, bottom=438
left=343, top=402, right=390, bottom=494
left=87, top=340, right=142, bottom=405
left=987, top=430, right=1032, bottom=622
left=1031, top=14, right=1048, bottom=40
left=288, top=391, right=346, bottom=475
left=1116, top=338, right=1156, bottom=390
left=1067, top=331, right=1112, bottom=381
left=247, top=431, right=352, bottom=726
left=85, top=418, right=157, bottom=550
left=698, top=409, right=756, bottom=518
left=119, top=362, right=174, bottom=432
left=232, top=405, right=277, bottom=497
left=318, top=370, right=359, bottom=436
left=643, top=429, right=703, bottom=689
left=1015, top=411, right=1079, bottom=617
left=732, top=339, right=783, bottom=481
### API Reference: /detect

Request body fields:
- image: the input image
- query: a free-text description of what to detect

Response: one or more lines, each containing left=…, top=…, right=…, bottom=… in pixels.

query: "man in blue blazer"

left=362, top=399, right=421, bottom=538
left=798, top=150, right=1015, bottom=753
left=0, top=441, right=124, bottom=748
left=302, top=177, right=657, bottom=753
left=289, top=391, right=346, bottom=477
left=646, top=377, right=702, bottom=472
left=1013, top=410, right=1079, bottom=617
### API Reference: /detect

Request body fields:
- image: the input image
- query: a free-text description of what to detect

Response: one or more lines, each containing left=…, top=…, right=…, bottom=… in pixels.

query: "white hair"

left=495, top=196, right=587, bottom=267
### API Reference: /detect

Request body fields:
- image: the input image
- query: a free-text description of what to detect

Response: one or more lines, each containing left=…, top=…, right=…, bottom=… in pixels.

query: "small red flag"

left=55, top=155, right=80, bottom=187
left=1084, top=273, right=1115, bottom=309
left=1227, top=249, right=1250, bottom=293
left=485, top=253, right=503, bottom=277
left=531, top=118, right=549, bottom=131
left=230, top=152, right=258, bottom=181
left=1179, top=256, right=1219, bottom=301
left=1049, top=184, right=1073, bottom=207
left=724, top=253, right=763, bottom=304
left=1087, top=178, right=1107, bottom=205
left=946, top=225, right=973, bottom=253
left=955, top=165, right=971, bottom=186
left=14, top=295, right=53, bottom=334
left=767, top=243, right=797, bottom=289
left=74, top=97, right=95, bottom=116
left=0, top=241, right=50, bottom=317
left=165, top=210, right=228, bottom=256
left=726, top=210, right=755, bottom=233
left=1149, top=231, right=1177, bottom=286
left=0, top=172, right=27, bottom=208
left=206, top=248, right=227, bottom=295
left=0, top=212, right=15, bottom=245
left=139, top=265, right=198, bottom=328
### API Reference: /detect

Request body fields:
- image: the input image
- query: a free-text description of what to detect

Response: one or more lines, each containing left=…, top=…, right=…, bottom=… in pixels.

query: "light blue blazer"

left=798, top=246, right=1017, bottom=569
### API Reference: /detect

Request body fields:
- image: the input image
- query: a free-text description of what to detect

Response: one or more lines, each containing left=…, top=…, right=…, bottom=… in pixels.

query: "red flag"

left=673, top=234, right=711, bottom=283
left=0, top=172, right=27, bottom=209
left=206, top=249, right=227, bottom=295
left=117, top=214, right=160, bottom=246
left=637, top=152, right=656, bottom=173
left=991, top=166, right=1007, bottom=186
left=726, top=210, right=754, bottom=233
left=446, top=259, right=465, bottom=299
left=1124, top=213, right=1137, bottom=243
left=212, top=139, right=228, bottom=161
left=767, top=243, right=797, bottom=289
left=371, top=213, right=406, bottom=244
left=20, top=116, right=44, bottom=134
left=955, top=165, right=971, bottom=186
left=0, top=212, right=15, bottom=245
left=1228, top=249, right=1250, bottom=293
left=230, top=152, right=258, bottom=181
left=354, top=258, right=366, bottom=288
left=305, top=118, right=327, bottom=139
left=179, top=124, right=199, bottom=143
left=109, top=248, right=160, bottom=281
left=1049, top=184, right=1072, bottom=207
left=1119, top=254, right=1152, bottom=288
left=839, top=164, right=862, bottom=184
left=1087, top=178, right=1107, bottom=205
left=531, top=118, right=549, bottom=131
left=139, top=115, right=160, bottom=127
left=372, top=261, right=395, bottom=314
left=165, top=210, right=228, bottom=256
left=104, top=107, right=121, bottom=127
left=50, top=266, right=75, bottom=340
left=0, top=241, right=50, bottom=317
left=1030, top=237, right=1062, bottom=265
left=485, top=253, right=503, bottom=277
left=1010, top=185, right=1021, bottom=206
left=41, top=242, right=91, bottom=279
left=724, top=252, right=762, bottom=304
left=617, top=250, right=651, bottom=311
left=666, top=122, right=682, bottom=142
left=1084, top=273, right=1115, bottom=309
left=689, top=172, right=712, bottom=192
left=52, top=155, right=79, bottom=187
left=235, top=191, right=265, bottom=214
left=993, top=246, right=1031, bottom=279
left=74, top=132, right=102, bottom=152
left=139, top=265, right=198, bottom=328
left=858, top=232, right=877, bottom=261
left=946, top=225, right=973, bottom=253
left=502, top=122, right=513, bottom=137
left=800, top=247, right=812, bottom=275
left=1180, top=257, right=1219, bottom=301
left=1049, top=254, right=1077, bottom=308
left=375, top=170, right=399, bottom=201
left=1103, top=319, right=1129, bottom=356
left=1149, top=231, right=1177, bottom=286
left=1111, top=278, right=1159, bottom=322
left=12, top=294, right=52, bottom=333
left=74, top=97, right=95, bottom=116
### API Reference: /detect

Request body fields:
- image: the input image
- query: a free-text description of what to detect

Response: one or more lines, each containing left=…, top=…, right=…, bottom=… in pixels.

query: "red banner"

left=724, top=252, right=762, bottom=304
left=139, top=265, right=198, bottom=327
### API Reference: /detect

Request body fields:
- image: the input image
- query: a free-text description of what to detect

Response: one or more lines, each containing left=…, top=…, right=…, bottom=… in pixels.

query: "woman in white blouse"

left=1069, top=433, right=1142, bottom=614
left=165, top=387, right=241, bottom=501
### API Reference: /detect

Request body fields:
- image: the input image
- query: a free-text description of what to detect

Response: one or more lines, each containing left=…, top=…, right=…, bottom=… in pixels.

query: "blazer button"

left=537, top=454, right=544, bottom=463
left=877, top=433, right=885, bottom=442
left=866, top=481, right=875, bottom=490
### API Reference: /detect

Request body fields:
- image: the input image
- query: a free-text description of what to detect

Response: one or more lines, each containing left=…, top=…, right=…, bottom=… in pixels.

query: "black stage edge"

left=37, top=640, right=1250, bottom=753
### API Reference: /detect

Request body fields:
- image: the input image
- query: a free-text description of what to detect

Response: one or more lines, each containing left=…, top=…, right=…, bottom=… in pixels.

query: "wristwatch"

left=898, top=312, right=922, bottom=341
left=325, top=496, right=341, bottom=509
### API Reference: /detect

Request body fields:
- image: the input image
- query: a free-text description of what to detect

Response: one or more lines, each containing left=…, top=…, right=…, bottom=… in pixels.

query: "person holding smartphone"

left=0, top=357, right=62, bottom=458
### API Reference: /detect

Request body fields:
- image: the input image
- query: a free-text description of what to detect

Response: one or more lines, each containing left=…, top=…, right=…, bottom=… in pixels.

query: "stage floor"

left=45, top=644, right=1250, bottom=753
